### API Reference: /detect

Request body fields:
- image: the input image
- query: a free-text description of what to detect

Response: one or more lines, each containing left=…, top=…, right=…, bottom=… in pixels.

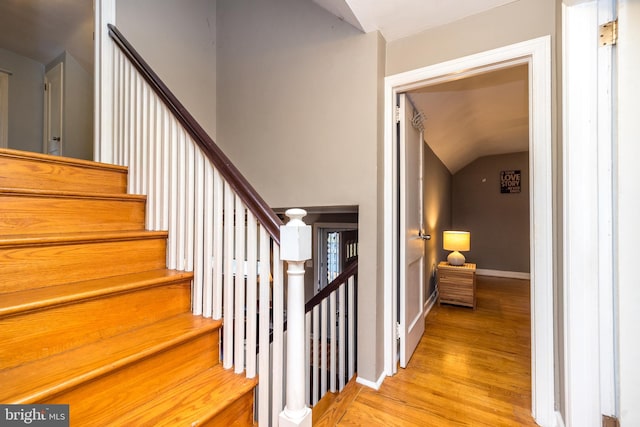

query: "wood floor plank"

left=322, top=275, right=539, bottom=426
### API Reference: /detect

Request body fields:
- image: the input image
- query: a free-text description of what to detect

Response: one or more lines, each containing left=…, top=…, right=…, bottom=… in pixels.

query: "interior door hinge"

left=599, top=19, right=618, bottom=47
left=395, top=322, right=402, bottom=340
left=395, top=105, right=401, bottom=123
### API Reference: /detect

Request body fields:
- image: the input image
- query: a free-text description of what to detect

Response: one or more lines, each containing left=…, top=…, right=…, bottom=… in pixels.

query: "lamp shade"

left=443, top=231, right=470, bottom=252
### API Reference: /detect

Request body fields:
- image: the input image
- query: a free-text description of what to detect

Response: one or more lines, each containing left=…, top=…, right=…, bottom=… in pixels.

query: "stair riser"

left=0, top=238, right=167, bottom=293
left=0, top=152, right=127, bottom=194
left=0, top=281, right=191, bottom=370
left=202, top=389, right=255, bottom=427
left=0, top=195, right=146, bottom=235
left=46, top=330, right=220, bottom=423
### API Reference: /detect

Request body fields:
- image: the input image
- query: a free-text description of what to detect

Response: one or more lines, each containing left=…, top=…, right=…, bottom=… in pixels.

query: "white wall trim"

left=383, top=36, right=554, bottom=427
left=423, top=290, right=438, bottom=317
left=476, top=269, right=531, bottom=280
left=356, top=371, right=385, bottom=391
left=555, top=411, right=566, bottom=427
left=562, top=0, right=616, bottom=424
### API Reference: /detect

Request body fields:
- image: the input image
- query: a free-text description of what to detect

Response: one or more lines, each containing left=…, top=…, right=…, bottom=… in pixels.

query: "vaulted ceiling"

left=0, top=0, right=93, bottom=72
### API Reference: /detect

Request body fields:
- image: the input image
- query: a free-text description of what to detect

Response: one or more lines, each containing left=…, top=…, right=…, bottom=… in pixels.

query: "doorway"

left=314, top=224, right=358, bottom=293
left=383, top=36, right=554, bottom=426
left=44, top=63, right=64, bottom=156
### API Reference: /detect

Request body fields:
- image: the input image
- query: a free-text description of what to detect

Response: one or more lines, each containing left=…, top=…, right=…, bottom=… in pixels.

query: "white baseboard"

left=423, top=290, right=438, bottom=317
left=356, top=371, right=386, bottom=391
left=554, top=411, right=565, bottom=427
left=476, top=269, right=531, bottom=280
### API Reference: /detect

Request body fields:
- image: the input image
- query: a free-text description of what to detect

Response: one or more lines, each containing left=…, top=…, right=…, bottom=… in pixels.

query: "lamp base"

left=447, top=251, right=466, bottom=266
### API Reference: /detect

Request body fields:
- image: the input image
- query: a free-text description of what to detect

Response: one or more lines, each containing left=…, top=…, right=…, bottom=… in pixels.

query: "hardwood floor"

left=316, top=275, right=539, bottom=426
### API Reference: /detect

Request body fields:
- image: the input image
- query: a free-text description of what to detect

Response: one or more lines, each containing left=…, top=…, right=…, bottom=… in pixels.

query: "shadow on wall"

left=452, top=151, right=530, bottom=274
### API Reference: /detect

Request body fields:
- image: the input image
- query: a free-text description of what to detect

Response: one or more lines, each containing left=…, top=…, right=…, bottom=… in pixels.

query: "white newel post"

left=280, top=209, right=313, bottom=427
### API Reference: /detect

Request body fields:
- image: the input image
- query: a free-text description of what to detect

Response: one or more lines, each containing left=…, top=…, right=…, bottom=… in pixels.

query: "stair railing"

left=305, top=259, right=358, bottom=406
left=105, top=24, right=288, bottom=426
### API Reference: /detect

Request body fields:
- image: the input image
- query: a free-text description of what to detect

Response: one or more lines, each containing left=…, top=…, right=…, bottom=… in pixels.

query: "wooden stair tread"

left=0, top=230, right=168, bottom=247
left=108, top=365, right=257, bottom=426
left=0, top=148, right=128, bottom=194
left=0, top=187, right=146, bottom=201
left=0, top=313, right=222, bottom=403
left=0, top=269, right=193, bottom=318
left=0, top=148, right=128, bottom=173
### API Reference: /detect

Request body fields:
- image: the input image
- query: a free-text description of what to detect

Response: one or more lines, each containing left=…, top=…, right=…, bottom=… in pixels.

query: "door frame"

left=43, top=63, right=64, bottom=156
left=562, top=0, right=616, bottom=424
left=383, top=36, right=554, bottom=426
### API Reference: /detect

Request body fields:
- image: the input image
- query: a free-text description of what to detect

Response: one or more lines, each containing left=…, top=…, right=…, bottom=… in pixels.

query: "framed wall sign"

left=500, top=170, right=521, bottom=193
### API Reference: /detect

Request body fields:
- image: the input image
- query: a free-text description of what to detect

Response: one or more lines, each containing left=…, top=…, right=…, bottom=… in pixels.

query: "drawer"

left=439, top=270, right=473, bottom=283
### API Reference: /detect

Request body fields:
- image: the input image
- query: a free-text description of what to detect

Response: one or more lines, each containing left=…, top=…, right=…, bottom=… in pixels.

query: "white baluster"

left=338, top=285, right=346, bottom=390
left=305, top=311, right=311, bottom=406
left=272, top=244, right=284, bottom=427
left=279, top=209, right=312, bottom=427
left=348, top=276, right=355, bottom=379
left=223, top=183, right=234, bottom=369
left=330, top=292, right=337, bottom=393
left=245, top=211, right=258, bottom=378
left=258, top=228, right=271, bottom=425
left=312, top=305, right=319, bottom=405
left=234, top=198, right=246, bottom=374
left=320, top=298, right=327, bottom=397
left=212, top=169, right=223, bottom=320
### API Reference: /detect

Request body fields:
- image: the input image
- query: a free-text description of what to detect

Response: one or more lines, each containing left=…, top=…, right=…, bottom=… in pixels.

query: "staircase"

left=0, top=148, right=256, bottom=426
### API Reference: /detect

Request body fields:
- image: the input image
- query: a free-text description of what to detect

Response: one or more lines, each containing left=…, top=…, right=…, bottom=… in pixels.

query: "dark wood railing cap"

left=305, top=259, right=358, bottom=313
left=107, top=24, right=283, bottom=243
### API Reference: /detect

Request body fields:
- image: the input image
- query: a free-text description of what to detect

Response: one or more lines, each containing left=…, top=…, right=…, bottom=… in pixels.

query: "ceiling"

left=312, top=0, right=518, bottom=42
left=408, top=65, right=529, bottom=174
left=0, top=0, right=529, bottom=173
left=0, top=0, right=93, bottom=72
left=312, top=0, right=529, bottom=173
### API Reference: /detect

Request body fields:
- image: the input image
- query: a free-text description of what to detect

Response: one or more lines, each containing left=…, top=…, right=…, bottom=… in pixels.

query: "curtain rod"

left=0, top=67, right=13, bottom=75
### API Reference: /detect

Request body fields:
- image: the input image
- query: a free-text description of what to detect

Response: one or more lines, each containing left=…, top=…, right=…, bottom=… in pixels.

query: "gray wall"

left=0, top=48, right=44, bottom=153
left=423, top=141, right=452, bottom=302
left=386, top=0, right=557, bottom=76
left=452, top=152, right=530, bottom=273
left=62, top=52, right=93, bottom=160
left=116, top=0, right=217, bottom=139
left=47, top=52, right=93, bottom=160
left=216, top=0, right=385, bottom=383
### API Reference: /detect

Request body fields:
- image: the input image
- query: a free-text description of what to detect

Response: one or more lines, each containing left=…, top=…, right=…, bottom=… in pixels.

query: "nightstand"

left=437, top=261, right=476, bottom=309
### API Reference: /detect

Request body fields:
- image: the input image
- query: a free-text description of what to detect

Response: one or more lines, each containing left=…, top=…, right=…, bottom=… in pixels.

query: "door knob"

left=418, top=231, right=431, bottom=240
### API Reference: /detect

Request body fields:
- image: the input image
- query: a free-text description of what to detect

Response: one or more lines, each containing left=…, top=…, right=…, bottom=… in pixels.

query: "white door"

left=398, top=93, right=425, bottom=368
left=44, top=63, right=63, bottom=155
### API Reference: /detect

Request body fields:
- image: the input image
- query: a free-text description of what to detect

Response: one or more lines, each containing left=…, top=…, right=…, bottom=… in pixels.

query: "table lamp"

left=443, top=231, right=470, bottom=266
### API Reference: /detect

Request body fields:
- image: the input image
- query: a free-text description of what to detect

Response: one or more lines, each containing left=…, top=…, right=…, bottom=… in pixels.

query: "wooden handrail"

left=305, top=259, right=358, bottom=313
left=107, top=24, right=283, bottom=244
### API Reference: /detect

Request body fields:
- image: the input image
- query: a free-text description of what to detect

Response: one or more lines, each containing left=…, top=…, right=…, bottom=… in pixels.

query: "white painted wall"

left=617, top=0, right=640, bottom=424
left=116, top=0, right=217, bottom=139
left=216, top=0, right=385, bottom=383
